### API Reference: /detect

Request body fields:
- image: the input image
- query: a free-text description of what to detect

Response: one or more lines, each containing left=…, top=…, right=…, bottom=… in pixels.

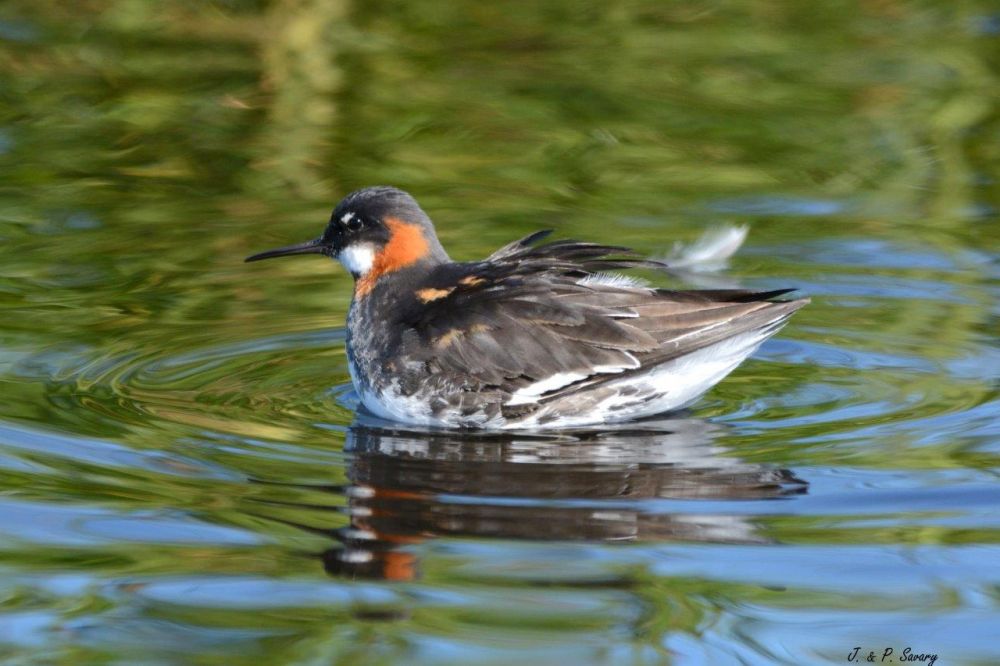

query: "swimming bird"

left=246, top=186, right=808, bottom=429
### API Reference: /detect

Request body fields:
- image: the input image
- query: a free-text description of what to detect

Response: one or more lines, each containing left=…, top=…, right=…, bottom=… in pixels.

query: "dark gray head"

left=245, top=186, right=449, bottom=282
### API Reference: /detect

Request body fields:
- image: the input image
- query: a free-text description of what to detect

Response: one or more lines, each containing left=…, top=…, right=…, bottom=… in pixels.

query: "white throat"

left=338, top=244, right=375, bottom=277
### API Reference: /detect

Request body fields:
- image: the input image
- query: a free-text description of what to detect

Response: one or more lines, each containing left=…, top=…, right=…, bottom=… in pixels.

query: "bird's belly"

left=346, top=349, right=504, bottom=428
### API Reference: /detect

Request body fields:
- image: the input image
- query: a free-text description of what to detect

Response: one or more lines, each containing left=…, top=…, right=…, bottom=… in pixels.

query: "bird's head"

left=245, top=186, right=449, bottom=294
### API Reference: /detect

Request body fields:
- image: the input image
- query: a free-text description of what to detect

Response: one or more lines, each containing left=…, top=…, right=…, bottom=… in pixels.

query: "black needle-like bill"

left=244, top=238, right=327, bottom=263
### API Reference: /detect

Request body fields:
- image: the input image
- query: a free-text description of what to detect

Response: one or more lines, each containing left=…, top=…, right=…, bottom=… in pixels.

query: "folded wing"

left=395, top=232, right=807, bottom=416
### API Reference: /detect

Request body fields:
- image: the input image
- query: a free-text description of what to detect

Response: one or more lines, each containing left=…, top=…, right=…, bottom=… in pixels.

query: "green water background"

left=0, top=1, right=998, bottom=664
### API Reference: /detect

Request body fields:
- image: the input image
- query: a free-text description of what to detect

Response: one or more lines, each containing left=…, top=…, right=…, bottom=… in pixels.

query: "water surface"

left=0, top=1, right=998, bottom=664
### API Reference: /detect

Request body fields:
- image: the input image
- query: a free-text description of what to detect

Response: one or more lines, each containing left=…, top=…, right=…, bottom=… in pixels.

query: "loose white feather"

left=663, top=224, right=749, bottom=273
left=577, top=273, right=650, bottom=289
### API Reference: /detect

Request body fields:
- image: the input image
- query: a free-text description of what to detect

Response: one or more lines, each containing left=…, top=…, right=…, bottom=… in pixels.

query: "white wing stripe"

left=505, top=352, right=640, bottom=406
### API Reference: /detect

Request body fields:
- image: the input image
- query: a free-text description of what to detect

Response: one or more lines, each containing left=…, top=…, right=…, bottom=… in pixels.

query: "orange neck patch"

left=356, top=217, right=430, bottom=297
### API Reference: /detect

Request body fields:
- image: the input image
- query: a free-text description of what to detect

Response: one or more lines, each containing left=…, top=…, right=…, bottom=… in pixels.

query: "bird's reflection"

left=314, top=416, right=806, bottom=581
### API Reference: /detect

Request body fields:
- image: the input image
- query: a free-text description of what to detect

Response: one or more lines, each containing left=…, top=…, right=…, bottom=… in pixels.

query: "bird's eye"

left=346, top=216, right=363, bottom=231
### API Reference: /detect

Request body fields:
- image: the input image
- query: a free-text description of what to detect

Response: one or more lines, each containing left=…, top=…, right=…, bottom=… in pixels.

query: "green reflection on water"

left=0, top=0, right=998, bottom=664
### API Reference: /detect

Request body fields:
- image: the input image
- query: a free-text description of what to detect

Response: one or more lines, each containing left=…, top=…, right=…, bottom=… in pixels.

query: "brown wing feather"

left=396, top=232, right=807, bottom=403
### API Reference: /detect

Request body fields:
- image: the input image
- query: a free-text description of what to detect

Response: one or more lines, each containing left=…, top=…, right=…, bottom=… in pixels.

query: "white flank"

left=338, top=244, right=375, bottom=276
left=616, top=328, right=770, bottom=415
left=512, top=325, right=781, bottom=429
left=664, top=224, right=749, bottom=273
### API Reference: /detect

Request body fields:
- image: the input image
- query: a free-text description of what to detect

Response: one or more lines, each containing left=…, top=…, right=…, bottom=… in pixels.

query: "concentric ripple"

left=10, top=329, right=352, bottom=443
